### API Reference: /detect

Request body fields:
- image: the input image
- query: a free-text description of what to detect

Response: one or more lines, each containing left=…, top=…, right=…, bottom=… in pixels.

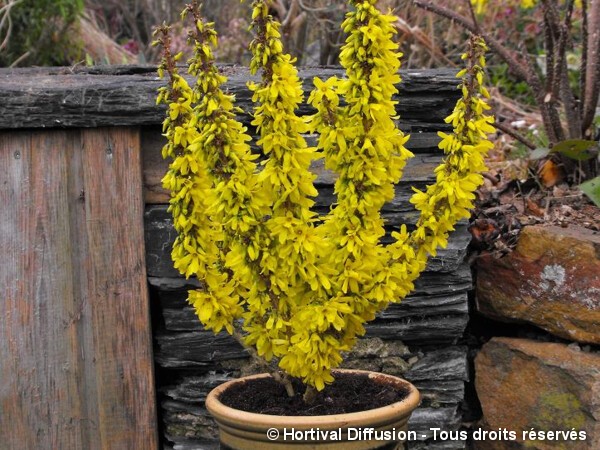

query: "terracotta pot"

left=206, top=369, right=421, bottom=450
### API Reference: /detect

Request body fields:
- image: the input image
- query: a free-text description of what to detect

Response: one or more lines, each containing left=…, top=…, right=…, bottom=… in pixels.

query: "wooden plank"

left=0, top=66, right=460, bottom=130
left=0, top=128, right=158, bottom=449
left=1, top=130, right=85, bottom=449
left=79, top=127, right=158, bottom=449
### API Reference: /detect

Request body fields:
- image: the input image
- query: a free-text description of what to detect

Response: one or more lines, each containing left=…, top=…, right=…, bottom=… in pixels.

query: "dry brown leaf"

left=468, top=218, right=501, bottom=247
left=538, top=160, right=563, bottom=188
left=526, top=198, right=545, bottom=217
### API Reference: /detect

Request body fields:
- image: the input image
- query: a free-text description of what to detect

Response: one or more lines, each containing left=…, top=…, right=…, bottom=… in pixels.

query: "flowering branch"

left=156, top=0, right=495, bottom=397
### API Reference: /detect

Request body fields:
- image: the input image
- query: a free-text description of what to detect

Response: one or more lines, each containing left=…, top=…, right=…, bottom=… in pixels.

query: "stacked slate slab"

left=143, top=67, right=470, bottom=450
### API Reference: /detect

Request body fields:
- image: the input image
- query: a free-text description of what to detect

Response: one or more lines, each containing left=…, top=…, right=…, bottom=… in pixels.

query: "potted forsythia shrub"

left=154, top=0, right=494, bottom=448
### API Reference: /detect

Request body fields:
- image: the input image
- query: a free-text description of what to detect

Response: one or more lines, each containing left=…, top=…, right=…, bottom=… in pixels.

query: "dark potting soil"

left=218, top=372, right=410, bottom=416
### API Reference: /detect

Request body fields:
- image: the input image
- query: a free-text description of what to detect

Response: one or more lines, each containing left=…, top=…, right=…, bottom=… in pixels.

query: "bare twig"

left=232, top=330, right=296, bottom=397
left=0, top=0, right=23, bottom=52
left=415, top=0, right=599, bottom=148
left=272, top=0, right=287, bottom=20
left=543, top=13, right=557, bottom=100
left=413, top=0, right=531, bottom=82
left=580, top=0, right=589, bottom=125
left=465, top=0, right=481, bottom=35
left=394, top=17, right=456, bottom=67
left=582, top=0, right=600, bottom=133
left=282, top=0, right=299, bottom=27
left=520, top=42, right=564, bottom=144
left=8, top=50, right=30, bottom=67
left=298, top=0, right=336, bottom=14
left=494, top=120, right=537, bottom=150
left=542, top=0, right=581, bottom=138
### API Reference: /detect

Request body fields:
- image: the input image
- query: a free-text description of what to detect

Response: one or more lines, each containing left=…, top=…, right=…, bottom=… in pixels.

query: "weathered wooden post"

left=0, top=67, right=161, bottom=450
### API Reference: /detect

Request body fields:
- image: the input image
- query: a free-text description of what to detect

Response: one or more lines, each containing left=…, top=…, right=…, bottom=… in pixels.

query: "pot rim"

left=206, top=368, right=421, bottom=430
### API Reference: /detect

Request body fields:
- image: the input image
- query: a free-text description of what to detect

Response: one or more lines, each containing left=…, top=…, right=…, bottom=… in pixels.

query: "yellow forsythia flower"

left=157, top=1, right=495, bottom=392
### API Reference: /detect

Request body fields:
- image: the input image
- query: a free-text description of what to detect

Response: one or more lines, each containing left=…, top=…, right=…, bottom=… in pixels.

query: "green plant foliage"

left=552, top=139, right=598, bottom=161
left=0, top=0, right=84, bottom=66
left=489, top=63, right=536, bottom=106
left=529, top=147, right=552, bottom=160
left=530, top=140, right=598, bottom=161
left=580, top=177, right=600, bottom=208
left=155, top=0, right=495, bottom=393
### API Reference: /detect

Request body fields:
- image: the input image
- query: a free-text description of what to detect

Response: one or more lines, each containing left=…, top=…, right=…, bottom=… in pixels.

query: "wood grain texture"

left=1, top=130, right=84, bottom=449
left=0, top=128, right=158, bottom=450
left=0, top=66, right=459, bottom=130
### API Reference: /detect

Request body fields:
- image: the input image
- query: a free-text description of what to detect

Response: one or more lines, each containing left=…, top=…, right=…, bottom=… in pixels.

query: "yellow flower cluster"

left=243, top=0, right=339, bottom=388
left=301, top=0, right=414, bottom=388
left=155, top=26, right=217, bottom=284
left=156, top=1, right=494, bottom=392
left=155, top=7, right=266, bottom=334
left=387, top=35, right=495, bottom=295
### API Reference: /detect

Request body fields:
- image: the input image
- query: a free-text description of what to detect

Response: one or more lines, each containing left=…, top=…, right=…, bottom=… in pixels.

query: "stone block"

left=476, top=225, right=600, bottom=344
left=474, top=337, right=600, bottom=449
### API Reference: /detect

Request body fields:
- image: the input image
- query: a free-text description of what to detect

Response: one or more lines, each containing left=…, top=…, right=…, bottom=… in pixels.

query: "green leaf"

left=529, top=147, right=551, bottom=160
left=579, top=176, right=600, bottom=208
left=553, top=139, right=598, bottom=161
